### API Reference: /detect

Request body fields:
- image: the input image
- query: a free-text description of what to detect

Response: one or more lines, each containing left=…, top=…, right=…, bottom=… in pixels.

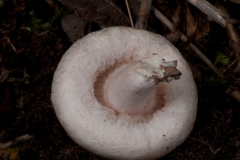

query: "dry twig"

left=0, top=29, right=17, bottom=53
left=151, top=6, right=224, bottom=79
left=135, top=0, right=153, bottom=29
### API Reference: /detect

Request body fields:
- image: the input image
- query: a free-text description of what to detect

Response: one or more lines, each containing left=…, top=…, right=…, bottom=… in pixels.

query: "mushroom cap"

left=51, top=27, right=198, bottom=160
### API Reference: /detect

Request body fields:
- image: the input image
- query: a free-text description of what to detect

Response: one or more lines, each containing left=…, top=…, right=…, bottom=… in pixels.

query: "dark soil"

left=0, top=0, right=240, bottom=160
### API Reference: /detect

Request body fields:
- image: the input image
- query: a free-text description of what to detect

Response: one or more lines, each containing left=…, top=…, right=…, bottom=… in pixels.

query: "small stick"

left=152, top=6, right=240, bottom=103
left=0, top=134, right=33, bottom=149
left=228, top=18, right=240, bottom=24
left=225, top=0, right=240, bottom=5
left=217, top=3, right=240, bottom=70
left=151, top=6, right=224, bottom=79
left=37, top=30, right=50, bottom=36
left=217, top=3, right=238, bottom=42
left=216, top=3, right=240, bottom=103
left=6, top=37, right=17, bottom=53
left=221, top=60, right=236, bottom=74
left=125, top=0, right=134, bottom=27
left=187, top=0, right=229, bottom=27
left=135, top=0, right=153, bottom=29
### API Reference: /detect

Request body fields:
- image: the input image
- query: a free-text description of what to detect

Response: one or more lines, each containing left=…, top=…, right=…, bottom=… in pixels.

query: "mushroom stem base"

left=94, top=54, right=181, bottom=122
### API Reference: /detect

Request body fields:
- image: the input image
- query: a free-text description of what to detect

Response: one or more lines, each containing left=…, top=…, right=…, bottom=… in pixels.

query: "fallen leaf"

left=186, top=6, right=210, bottom=42
left=186, top=4, right=197, bottom=39
left=59, top=0, right=130, bottom=26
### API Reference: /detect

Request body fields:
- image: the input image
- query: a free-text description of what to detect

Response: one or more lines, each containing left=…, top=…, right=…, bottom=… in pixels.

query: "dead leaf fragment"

left=230, top=40, right=240, bottom=57
left=0, top=70, right=13, bottom=83
left=164, top=30, right=181, bottom=44
left=172, top=5, right=182, bottom=27
left=185, top=4, right=210, bottom=42
left=59, top=0, right=130, bottom=26
left=61, top=13, right=92, bottom=43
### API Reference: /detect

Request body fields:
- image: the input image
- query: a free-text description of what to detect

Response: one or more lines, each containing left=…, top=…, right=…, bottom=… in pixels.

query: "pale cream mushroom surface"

left=51, top=27, right=198, bottom=160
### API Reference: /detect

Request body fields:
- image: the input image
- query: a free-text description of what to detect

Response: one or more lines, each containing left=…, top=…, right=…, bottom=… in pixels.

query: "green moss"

left=19, top=3, right=65, bottom=33
left=28, top=10, right=63, bottom=32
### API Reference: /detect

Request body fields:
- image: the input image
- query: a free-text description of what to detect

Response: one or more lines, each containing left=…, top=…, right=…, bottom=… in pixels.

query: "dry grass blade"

left=59, top=0, right=130, bottom=26
left=187, top=0, right=229, bottom=27
left=125, top=0, right=134, bottom=27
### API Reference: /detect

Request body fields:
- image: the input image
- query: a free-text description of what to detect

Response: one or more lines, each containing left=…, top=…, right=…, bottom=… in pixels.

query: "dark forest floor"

left=0, top=0, right=240, bottom=160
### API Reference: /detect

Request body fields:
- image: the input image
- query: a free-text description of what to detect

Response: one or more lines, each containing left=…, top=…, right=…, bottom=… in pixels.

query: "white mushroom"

left=51, top=27, right=198, bottom=160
